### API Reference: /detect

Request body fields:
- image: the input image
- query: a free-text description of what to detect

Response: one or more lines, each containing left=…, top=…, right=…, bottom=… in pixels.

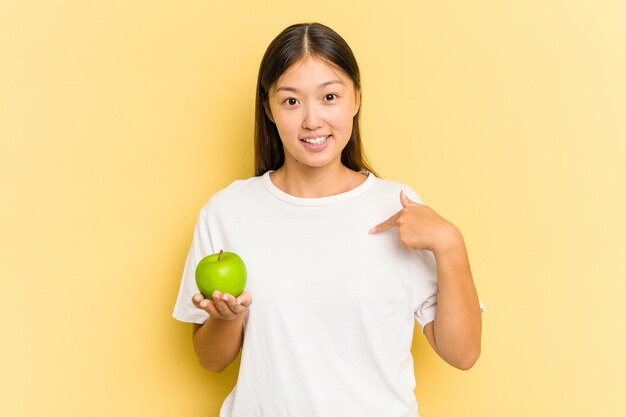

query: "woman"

left=173, top=22, right=483, bottom=417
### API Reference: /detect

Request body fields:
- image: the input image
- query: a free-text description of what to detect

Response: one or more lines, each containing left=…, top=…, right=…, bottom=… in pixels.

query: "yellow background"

left=1, top=1, right=625, bottom=416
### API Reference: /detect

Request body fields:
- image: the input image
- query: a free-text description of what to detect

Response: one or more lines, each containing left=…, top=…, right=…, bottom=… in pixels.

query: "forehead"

left=272, top=56, right=352, bottom=92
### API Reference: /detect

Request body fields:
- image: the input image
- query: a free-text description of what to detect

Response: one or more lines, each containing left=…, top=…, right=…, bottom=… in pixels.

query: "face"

left=265, top=56, right=361, bottom=171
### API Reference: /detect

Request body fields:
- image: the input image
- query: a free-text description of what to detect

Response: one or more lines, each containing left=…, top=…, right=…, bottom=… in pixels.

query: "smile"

left=301, top=135, right=331, bottom=144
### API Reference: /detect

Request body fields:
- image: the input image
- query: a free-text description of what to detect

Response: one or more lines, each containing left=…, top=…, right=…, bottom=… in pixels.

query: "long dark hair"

left=254, top=22, right=379, bottom=178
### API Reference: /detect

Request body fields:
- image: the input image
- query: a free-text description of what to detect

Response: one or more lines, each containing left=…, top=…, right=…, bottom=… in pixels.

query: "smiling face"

left=264, top=55, right=361, bottom=172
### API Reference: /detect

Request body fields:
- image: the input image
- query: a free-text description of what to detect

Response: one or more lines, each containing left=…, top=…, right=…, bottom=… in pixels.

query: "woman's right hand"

left=191, top=290, right=252, bottom=321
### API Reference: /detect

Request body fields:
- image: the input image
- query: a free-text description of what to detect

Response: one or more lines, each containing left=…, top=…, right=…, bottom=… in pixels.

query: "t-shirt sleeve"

left=402, top=185, right=486, bottom=333
left=172, top=209, right=214, bottom=324
left=411, top=249, right=439, bottom=333
left=400, top=185, right=438, bottom=332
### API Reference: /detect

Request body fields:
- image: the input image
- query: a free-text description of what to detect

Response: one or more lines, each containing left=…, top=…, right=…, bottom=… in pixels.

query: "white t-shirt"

left=173, top=170, right=444, bottom=417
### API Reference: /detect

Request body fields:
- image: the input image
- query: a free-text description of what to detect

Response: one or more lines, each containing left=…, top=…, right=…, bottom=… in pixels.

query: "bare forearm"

left=432, top=229, right=482, bottom=369
left=193, top=315, right=245, bottom=373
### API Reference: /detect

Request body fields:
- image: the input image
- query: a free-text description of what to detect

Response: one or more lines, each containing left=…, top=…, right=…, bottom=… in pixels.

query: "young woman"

left=173, top=22, right=483, bottom=417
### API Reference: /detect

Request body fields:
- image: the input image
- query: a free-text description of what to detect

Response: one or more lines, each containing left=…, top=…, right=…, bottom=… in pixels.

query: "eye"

left=283, top=98, right=299, bottom=106
left=324, top=93, right=337, bottom=102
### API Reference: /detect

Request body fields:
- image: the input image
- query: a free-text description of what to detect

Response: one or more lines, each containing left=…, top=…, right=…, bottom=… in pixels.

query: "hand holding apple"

left=193, top=249, right=250, bottom=321
left=192, top=289, right=253, bottom=321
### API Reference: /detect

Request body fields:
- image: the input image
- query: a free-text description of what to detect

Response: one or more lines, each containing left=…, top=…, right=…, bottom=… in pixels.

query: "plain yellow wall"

left=1, top=1, right=625, bottom=416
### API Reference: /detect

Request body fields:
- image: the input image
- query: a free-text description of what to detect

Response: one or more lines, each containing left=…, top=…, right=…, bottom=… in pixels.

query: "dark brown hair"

left=254, top=22, right=379, bottom=177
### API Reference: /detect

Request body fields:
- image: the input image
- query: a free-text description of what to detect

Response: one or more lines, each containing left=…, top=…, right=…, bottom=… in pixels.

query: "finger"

left=217, top=291, right=240, bottom=305
left=203, top=299, right=221, bottom=317
left=196, top=291, right=219, bottom=309
left=400, top=190, right=411, bottom=208
left=400, top=190, right=422, bottom=207
left=192, top=293, right=219, bottom=316
left=369, top=211, right=400, bottom=234
left=213, top=292, right=232, bottom=316
left=220, top=292, right=248, bottom=314
left=192, top=293, right=203, bottom=306
left=220, top=292, right=239, bottom=310
left=193, top=293, right=212, bottom=310
left=235, top=290, right=253, bottom=308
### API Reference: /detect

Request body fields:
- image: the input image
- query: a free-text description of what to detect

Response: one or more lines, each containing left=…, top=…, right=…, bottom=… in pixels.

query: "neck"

left=270, top=162, right=366, bottom=198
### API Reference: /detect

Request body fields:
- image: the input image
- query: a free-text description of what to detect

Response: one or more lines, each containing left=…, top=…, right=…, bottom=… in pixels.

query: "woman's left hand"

left=369, top=191, right=462, bottom=254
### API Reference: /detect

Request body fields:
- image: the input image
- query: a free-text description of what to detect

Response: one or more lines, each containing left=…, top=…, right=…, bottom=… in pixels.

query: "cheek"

left=273, top=113, right=298, bottom=134
left=328, top=105, right=355, bottom=131
left=272, top=116, right=303, bottom=148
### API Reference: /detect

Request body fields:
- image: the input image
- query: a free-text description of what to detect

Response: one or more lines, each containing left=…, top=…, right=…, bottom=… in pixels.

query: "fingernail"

left=222, top=294, right=229, bottom=301
left=194, top=295, right=202, bottom=302
left=236, top=299, right=242, bottom=305
left=369, top=227, right=377, bottom=234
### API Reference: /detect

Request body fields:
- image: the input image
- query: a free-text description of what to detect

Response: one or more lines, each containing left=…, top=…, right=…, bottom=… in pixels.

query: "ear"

left=353, top=88, right=361, bottom=117
left=263, top=99, right=275, bottom=123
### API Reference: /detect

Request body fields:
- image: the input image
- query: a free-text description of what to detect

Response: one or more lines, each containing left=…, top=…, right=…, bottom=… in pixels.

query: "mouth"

left=300, top=134, right=332, bottom=145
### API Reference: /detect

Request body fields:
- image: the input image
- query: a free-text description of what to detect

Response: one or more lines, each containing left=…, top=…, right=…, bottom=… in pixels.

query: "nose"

left=302, top=103, right=322, bottom=130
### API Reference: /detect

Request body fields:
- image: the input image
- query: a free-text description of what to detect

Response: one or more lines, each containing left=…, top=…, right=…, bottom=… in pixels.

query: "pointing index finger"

left=369, top=211, right=400, bottom=234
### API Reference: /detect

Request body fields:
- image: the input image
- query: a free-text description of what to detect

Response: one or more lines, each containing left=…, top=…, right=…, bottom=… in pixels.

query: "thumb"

left=400, top=190, right=424, bottom=208
left=400, top=190, right=414, bottom=208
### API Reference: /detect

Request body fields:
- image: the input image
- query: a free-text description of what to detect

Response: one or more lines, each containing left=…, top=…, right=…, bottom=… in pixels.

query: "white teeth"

left=302, top=135, right=329, bottom=144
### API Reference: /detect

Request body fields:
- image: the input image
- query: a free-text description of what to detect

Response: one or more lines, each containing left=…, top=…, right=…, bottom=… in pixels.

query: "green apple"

left=195, top=249, right=247, bottom=301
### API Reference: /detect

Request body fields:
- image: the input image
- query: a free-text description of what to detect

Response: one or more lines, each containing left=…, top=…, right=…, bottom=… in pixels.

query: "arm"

left=191, top=290, right=252, bottom=373
left=423, top=228, right=482, bottom=370
left=370, top=190, right=482, bottom=370
left=192, top=317, right=244, bottom=373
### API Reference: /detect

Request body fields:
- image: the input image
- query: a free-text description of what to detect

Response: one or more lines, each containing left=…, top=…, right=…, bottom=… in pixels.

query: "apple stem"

left=218, top=249, right=224, bottom=261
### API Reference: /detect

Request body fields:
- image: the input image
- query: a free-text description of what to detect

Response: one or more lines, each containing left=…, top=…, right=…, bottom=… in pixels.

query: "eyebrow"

left=275, top=80, right=344, bottom=93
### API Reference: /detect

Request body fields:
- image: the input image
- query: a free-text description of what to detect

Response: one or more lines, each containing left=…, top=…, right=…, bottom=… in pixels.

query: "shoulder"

left=198, top=175, right=264, bottom=218
left=370, top=175, right=426, bottom=204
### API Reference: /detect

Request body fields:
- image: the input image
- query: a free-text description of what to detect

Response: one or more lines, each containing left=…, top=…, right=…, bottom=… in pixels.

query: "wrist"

left=433, top=224, right=464, bottom=259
